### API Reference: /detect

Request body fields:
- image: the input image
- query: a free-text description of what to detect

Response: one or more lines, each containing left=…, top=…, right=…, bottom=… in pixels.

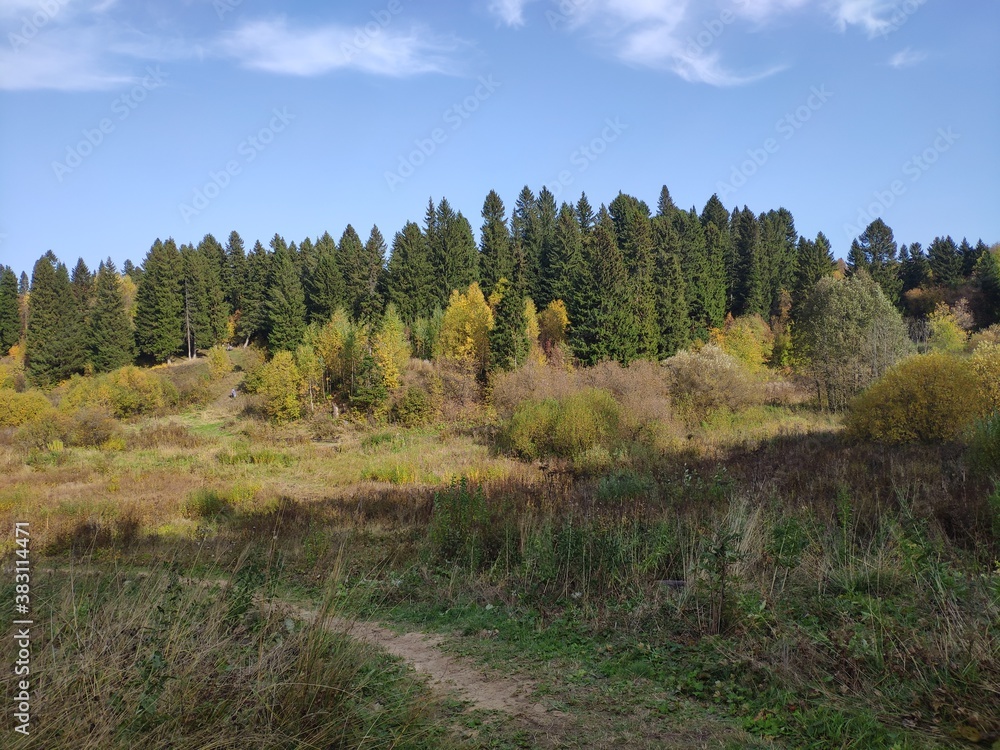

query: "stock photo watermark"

left=178, top=108, right=295, bottom=222
left=715, top=84, right=832, bottom=199
left=384, top=75, right=501, bottom=192
left=843, top=127, right=960, bottom=239
left=549, top=117, right=628, bottom=200
left=875, top=0, right=928, bottom=38
left=51, top=66, right=168, bottom=183
left=7, top=0, right=68, bottom=52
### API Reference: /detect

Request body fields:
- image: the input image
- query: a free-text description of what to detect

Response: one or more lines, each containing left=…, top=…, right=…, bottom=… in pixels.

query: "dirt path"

left=282, top=602, right=567, bottom=733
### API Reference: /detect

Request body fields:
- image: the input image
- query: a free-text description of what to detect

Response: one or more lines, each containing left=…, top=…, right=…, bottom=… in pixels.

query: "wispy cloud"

left=217, top=17, right=461, bottom=77
left=889, top=47, right=926, bottom=68
left=828, top=0, right=897, bottom=36
left=488, top=0, right=537, bottom=27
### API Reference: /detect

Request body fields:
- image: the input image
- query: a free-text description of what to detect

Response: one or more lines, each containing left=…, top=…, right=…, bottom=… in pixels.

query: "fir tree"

left=575, top=192, right=595, bottom=235
left=308, top=231, right=345, bottom=322
left=0, top=266, right=22, bottom=353
left=700, top=194, right=734, bottom=314
left=547, top=204, right=585, bottom=311
left=732, top=207, right=767, bottom=316
left=673, top=208, right=712, bottom=334
left=488, top=277, right=528, bottom=371
left=338, top=225, right=367, bottom=319
left=899, top=242, right=930, bottom=295
left=479, top=190, right=513, bottom=298
left=89, top=260, right=135, bottom=372
left=18, top=271, right=29, bottom=296
left=793, top=232, right=835, bottom=314
left=69, top=258, right=94, bottom=368
left=357, top=225, right=387, bottom=323
left=609, top=192, right=657, bottom=357
left=975, top=246, right=1000, bottom=325
left=652, top=215, right=690, bottom=357
left=534, top=187, right=559, bottom=305
left=237, top=241, right=270, bottom=346
left=196, top=235, right=231, bottom=346
left=593, top=207, right=639, bottom=364
left=431, top=199, right=478, bottom=303
left=224, top=231, right=247, bottom=313
left=266, top=240, right=307, bottom=351
left=847, top=219, right=901, bottom=304
left=512, top=187, right=539, bottom=299
left=385, top=221, right=436, bottom=322
left=135, top=239, right=184, bottom=362
left=928, top=235, right=963, bottom=287
left=26, top=252, right=87, bottom=385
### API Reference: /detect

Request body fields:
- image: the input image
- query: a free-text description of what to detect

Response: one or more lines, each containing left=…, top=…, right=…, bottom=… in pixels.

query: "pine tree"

left=656, top=185, right=677, bottom=218
left=266, top=239, right=307, bottom=352
left=652, top=215, right=690, bottom=357
left=847, top=219, right=901, bottom=304
left=237, top=241, right=270, bottom=346
left=135, top=239, right=184, bottom=362
left=672, top=208, right=711, bottom=334
left=488, top=277, right=528, bottom=371
left=758, top=208, right=799, bottom=316
left=0, top=267, right=22, bottom=353
left=308, top=231, right=345, bottom=322
left=181, top=244, right=227, bottom=357
left=701, top=221, right=729, bottom=328
left=700, top=194, right=734, bottom=314
left=899, top=242, right=930, bottom=295
left=26, top=252, right=87, bottom=385
left=385, top=221, right=436, bottom=322
left=89, top=260, right=135, bottom=372
left=512, top=187, right=540, bottom=299
left=479, top=190, right=513, bottom=298
left=967, top=240, right=990, bottom=279
left=534, top=187, right=559, bottom=306
left=197, top=235, right=230, bottom=346
left=69, top=258, right=94, bottom=368
left=928, top=235, right=963, bottom=287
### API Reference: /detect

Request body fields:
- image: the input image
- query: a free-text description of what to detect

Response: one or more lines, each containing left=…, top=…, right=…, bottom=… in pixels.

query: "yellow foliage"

left=119, top=273, right=138, bottom=321
left=538, top=299, right=570, bottom=349
left=847, top=353, right=983, bottom=443
left=927, top=303, right=968, bottom=353
left=436, top=283, right=493, bottom=372
left=60, top=366, right=168, bottom=418
left=524, top=298, right=545, bottom=364
left=257, top=351, right=302, bottom=423
left=970, top=343, right=1000, bottom=415
left=710, top=314, right=774, bottom=371
left=8, top=342, right=24, bottom=362
left=206, top=345, right=233, bottom=381
left=372, top=306, right=411, bottom=391
left=0, top=388, right=52, bottom=427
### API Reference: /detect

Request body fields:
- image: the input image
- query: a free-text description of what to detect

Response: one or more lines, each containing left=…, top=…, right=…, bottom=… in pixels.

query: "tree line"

left=9, top=185, right=1000, bottom=389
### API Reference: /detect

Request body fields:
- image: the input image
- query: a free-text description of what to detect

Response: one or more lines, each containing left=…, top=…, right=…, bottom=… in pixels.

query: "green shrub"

left=182, top=488, right=230, bottom=519
left=428, top=479, right=492, bottom=568
left=501, top=388, right=622, bottom=460
left=60, top=367, right=169, bottom=419
left=247, top=352, right=302, bottom=423
left=501, top=398, right=559, bottom=460
left=968, top=413, right=1000, bottom=479
left=0, top=388, right=52, bottom=427
left=847, top=353, right=983, bottom=443
left=392, top=385, right=435, bottom=427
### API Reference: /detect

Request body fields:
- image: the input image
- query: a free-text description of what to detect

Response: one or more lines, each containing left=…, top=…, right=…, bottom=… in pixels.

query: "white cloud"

left=218, top=17, right=460, bottom=77
left=488, top=0, right=537, bottom=27
left=889, top=47, right=926, bottom=68
left=0, top=25, right=136, bottom=90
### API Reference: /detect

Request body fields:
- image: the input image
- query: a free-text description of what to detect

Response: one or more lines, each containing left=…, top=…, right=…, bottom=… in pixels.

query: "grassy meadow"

left=0, top=350, right=997, bottom=749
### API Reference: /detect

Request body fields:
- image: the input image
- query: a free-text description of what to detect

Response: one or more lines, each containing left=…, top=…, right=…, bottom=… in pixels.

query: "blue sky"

left=1, top=0, right=997, bottom=277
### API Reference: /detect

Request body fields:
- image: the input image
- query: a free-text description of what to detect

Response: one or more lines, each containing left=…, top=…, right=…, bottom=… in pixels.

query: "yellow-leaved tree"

left=436, top=283, right=494, bottom=374
left=927, top=302, right=969, bottom=353
left=257, top=351, right=302, bottom=423
left=372, top=304, right=411, bottom=391
left=538, top=299, right=570, bottom=351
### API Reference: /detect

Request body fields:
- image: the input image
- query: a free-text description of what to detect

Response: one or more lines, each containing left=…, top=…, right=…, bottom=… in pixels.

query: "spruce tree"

left=338, top=225, right=367, bottom=319
left=135, top=239, right=184, bottom=362
left=899, top=242, right=930, bottom=295
left=652, top=215, right=690, bottom=357
left=673, top=208, right=711, bottom=334
left=26, top=252, right=87, bottom=385
left=69, top=258, right=94, bottom=368
left=266, top=240, right=307, bottom=351
left=732, top=208, right=767, bottom=316
left=224, top=231, right=247, bottom=313
left=18, top=271, right=29, bottom=296
left=928, top=236, right=963, bottom=287
left=700, top=194, right=735, bottom=314
left=548, top=204, right=585, bottom=311
left=308, top=231, right=345, bottom=322
left=575, top=193, right=595, bottom=235
left=0, top=267, right=21, bottom=353
left=89, top=260, right=134, bottom=372
left=479, top=190, right=513, bottom=298
left=385, top=221, right=436, bottom=322
left=534, top=187, right=559, bottom=306
left=431, top=199, right=478, bottom=304
left=975, top=247, right=1000, bottom=325
left=793, top=232, right=835, bottom=314
left=609, top=193, right=657, bottom=358
left=197, top=235, right=231, bottom=346
left=512, top=187, right=540, bottom=299
left=237, top=240, right=270, bottom=346
left=847, top=219, right=901, bottom=304
left=356, top=225, right=387, bottom=323
left=593, top=207, right=639, bottom=364
left=488, top=277, right=528, bottom=371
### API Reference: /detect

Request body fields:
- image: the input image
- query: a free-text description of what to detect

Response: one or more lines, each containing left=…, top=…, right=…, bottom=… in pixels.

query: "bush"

left=500, top=388, right=621, bottom=460
left=182, top=488, right=230, bottom=519
left=59, top=367, right=170, bottom=419
left=0, top=388, right=52, bottom=427
left=847, top=353, right=984, bottom=443
left=250, top=352, right=302, bottom=423
left=970, top=343, right=1000, bottom=415
left=967, top=413, right=1000, bottom=479
left=392, top=385, right=435, bottom=427
left=207, top=345, right=234, bottom=380
left=664, top=344, right=764, bottom=417
left=65, top=407, right=120, bottom=447
left=711, top=314, right=774, bottom=371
